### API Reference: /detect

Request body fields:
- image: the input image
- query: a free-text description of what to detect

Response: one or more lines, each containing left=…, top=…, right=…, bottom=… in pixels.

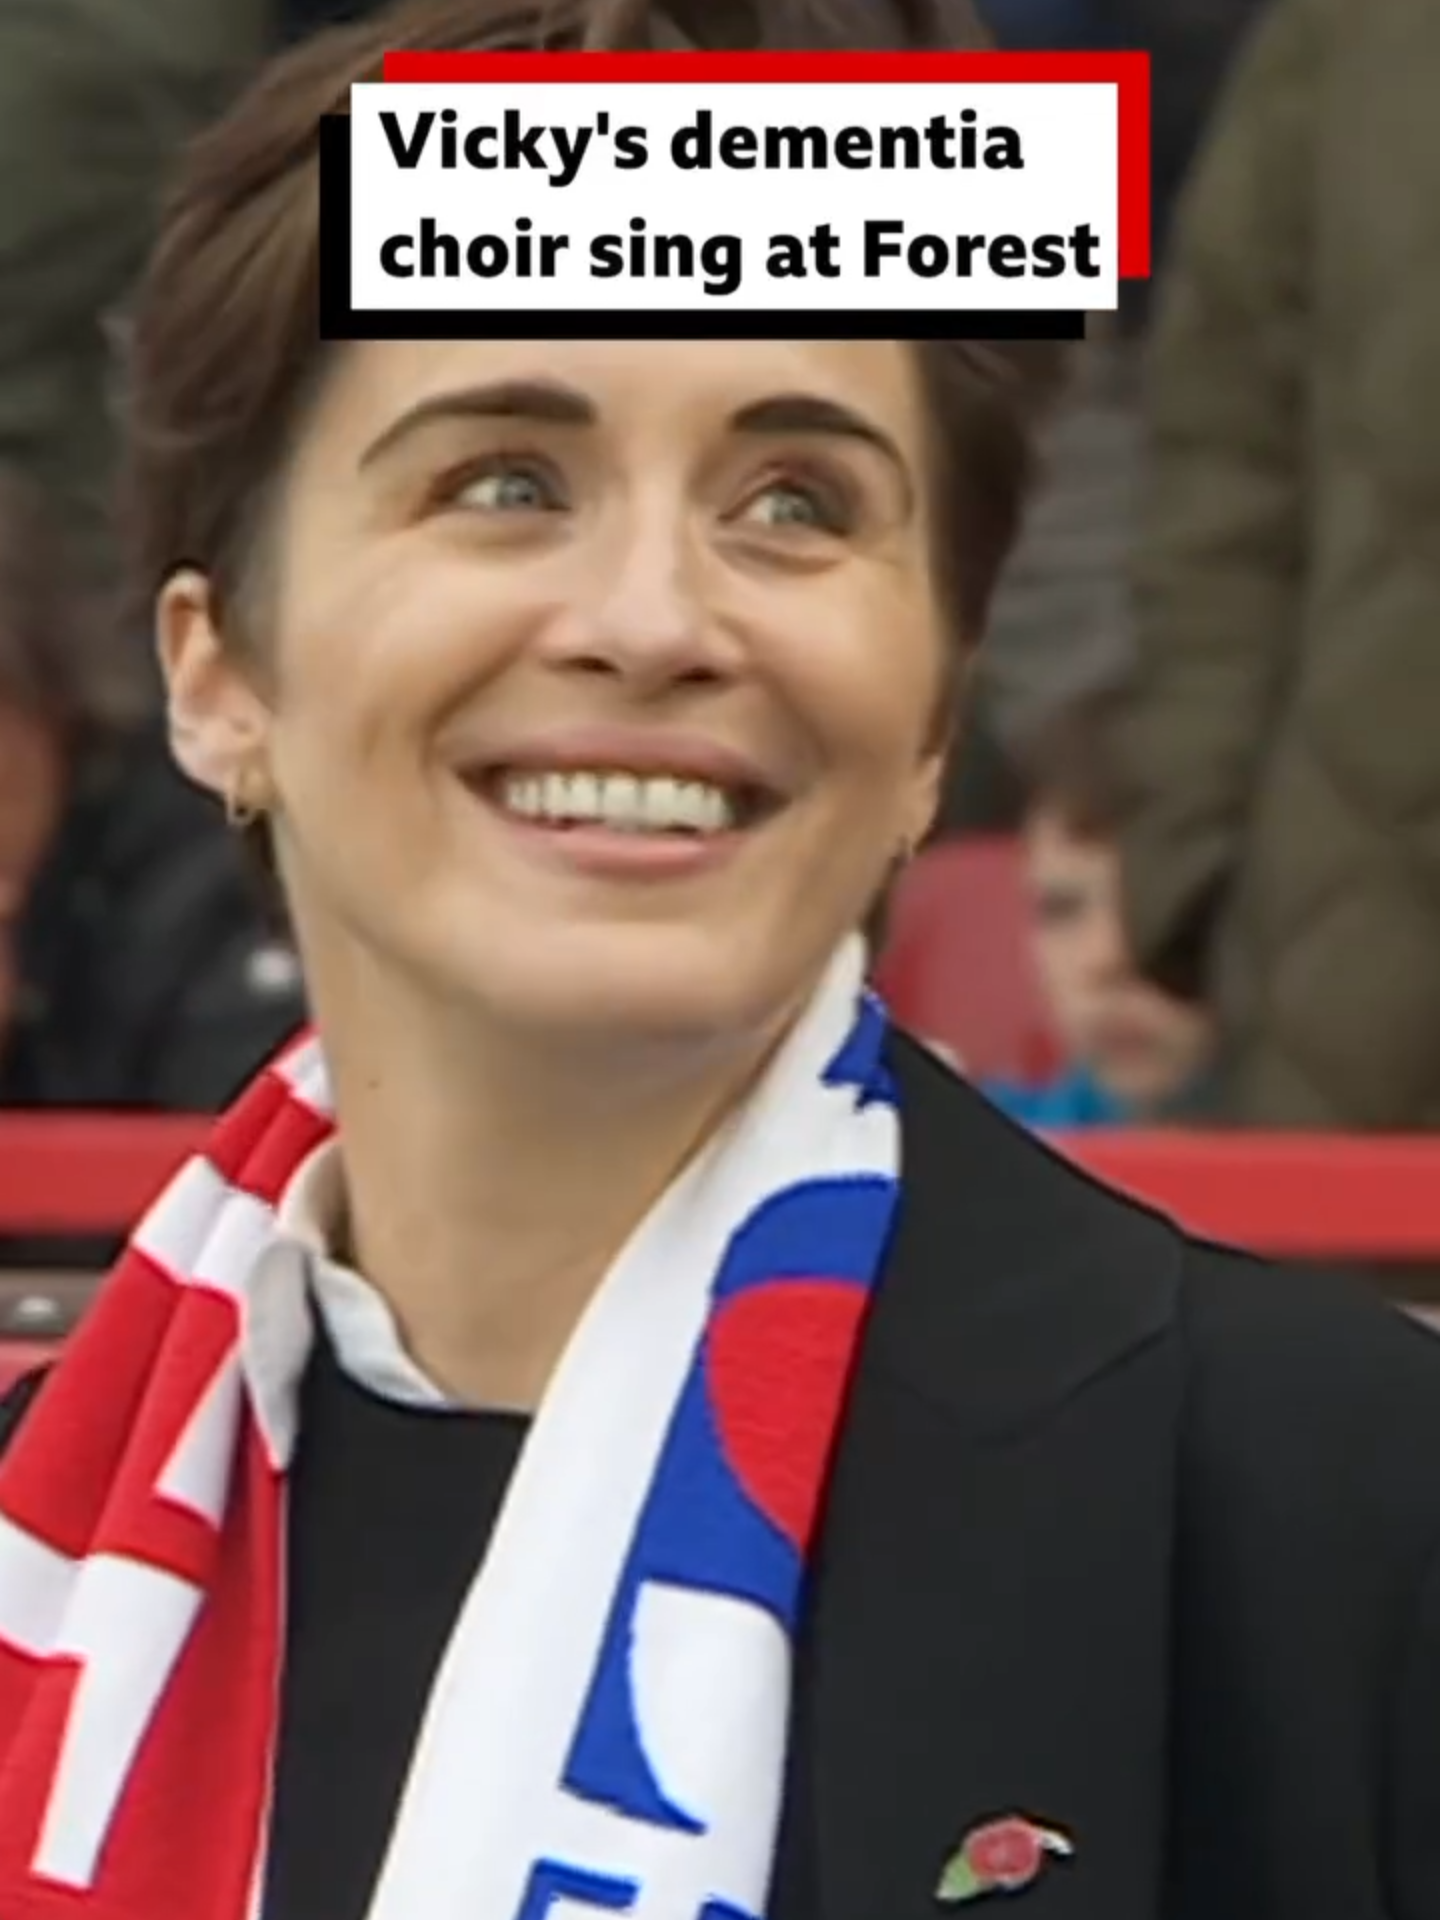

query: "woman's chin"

left=432, top=926, right=797, bottom=1053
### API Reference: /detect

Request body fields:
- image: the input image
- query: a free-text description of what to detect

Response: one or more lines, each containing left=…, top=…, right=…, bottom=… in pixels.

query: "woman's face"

left=166, top=338, right=948, bottom=1050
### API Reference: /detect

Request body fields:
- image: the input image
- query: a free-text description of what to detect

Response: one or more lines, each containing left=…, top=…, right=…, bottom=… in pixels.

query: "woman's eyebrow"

left=728, top=392, right=913, bottom=507
left=358, top=379, right=596, bottom=468
left=357, top=379, right=914, bottom=510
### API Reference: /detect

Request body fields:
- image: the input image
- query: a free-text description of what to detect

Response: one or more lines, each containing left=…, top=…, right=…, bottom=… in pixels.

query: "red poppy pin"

left=935, top=1816, right=1074, bottom=1904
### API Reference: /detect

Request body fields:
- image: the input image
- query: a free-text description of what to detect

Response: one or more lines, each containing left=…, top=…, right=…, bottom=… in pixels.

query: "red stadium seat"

left=873, top=834, right=1058, bottom=1083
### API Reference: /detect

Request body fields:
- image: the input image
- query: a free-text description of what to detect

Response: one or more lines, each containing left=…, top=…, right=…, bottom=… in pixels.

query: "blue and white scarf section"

left=363, top=937, right=900, bottom=1920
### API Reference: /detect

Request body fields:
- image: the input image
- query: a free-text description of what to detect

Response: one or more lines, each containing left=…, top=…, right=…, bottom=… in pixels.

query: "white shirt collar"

left=275, top=1139, right=458, bottom=1410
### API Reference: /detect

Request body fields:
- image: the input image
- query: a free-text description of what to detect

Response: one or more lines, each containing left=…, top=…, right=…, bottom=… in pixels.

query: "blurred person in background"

left=1088, top=0, right=1268, bottom=332
left=975, top=0, right=1267, bottom=782
left=0, top=0, right=271, bottom=599
left=978, top=324, right=1140, bottom=761
left=1118, top=0, right=1440, bottom=1133
left=985, top=689, right=1214, bottom=1127
left=0, top=0, right=388, bottom=603
left=0, top=468, right=304, bottom=1122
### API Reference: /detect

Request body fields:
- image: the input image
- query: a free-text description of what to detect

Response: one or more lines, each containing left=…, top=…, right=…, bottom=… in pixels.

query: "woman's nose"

left=540, top=514, right=738, bottom=695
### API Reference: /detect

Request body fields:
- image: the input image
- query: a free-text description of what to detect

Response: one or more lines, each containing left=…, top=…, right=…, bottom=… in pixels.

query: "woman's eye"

left=449, top=460, right=563, bottom=513
left=739, top=477, right=850, bottom=534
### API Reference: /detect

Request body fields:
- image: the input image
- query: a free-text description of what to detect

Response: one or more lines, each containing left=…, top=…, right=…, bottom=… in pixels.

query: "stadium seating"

left=873, top=834, right=1058, bottom=1081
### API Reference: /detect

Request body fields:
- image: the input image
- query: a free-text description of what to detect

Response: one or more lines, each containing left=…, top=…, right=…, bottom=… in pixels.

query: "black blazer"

left=5, top=1033, right=1440, bottom=1918
left=769, top=1036, right=1440, bottom=1920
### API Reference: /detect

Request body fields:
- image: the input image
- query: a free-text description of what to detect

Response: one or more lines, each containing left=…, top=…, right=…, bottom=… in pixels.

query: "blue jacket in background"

left=983, top=1066, right=1130, bottom=1129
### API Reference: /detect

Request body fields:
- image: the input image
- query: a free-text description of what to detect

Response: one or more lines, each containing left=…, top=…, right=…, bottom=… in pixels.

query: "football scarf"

left=0, top=937, right=899, bottom=1920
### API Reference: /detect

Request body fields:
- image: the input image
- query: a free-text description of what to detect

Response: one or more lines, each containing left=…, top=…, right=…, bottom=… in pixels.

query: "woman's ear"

left=902, top=749, right=945, bottom=860
left=157, top=570, right=272, bottom=802
left=906, top=637, right=977, bottom=852
left=909, top=646, right=966, bottom=856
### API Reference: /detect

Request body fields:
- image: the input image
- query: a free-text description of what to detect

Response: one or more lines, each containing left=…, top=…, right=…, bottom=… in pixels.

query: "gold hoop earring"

left=224, top=771, right=268, bottom=831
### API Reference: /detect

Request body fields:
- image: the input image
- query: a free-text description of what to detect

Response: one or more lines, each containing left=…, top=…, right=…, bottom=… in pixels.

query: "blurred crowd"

left=3, top=0, right=1439, bottom=1269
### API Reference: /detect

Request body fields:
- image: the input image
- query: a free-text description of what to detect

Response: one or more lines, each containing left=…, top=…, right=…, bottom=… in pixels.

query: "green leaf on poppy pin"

left=935, top=1849, right=986, bottom=1903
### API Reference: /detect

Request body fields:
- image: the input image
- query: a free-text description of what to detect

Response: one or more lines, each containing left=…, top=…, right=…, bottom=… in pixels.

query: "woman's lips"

left=490, top=811, right=748, bottom=880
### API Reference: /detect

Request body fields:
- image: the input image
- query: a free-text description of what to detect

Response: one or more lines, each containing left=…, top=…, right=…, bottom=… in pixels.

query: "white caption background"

left=348, top=80, right=1120, bottom=313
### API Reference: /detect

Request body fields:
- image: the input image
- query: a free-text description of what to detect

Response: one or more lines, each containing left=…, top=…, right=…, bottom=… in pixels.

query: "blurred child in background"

left=986, top=689, right=1214, bottom=1127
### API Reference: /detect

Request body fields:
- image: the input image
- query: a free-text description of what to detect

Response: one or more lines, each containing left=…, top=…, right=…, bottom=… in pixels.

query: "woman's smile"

left=453, top=724, right=790, bottom=884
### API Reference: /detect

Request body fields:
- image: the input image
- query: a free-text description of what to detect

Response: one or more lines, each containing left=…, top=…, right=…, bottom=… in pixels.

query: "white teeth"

left=606, top=773, right=642, bottom=828
left=506, top=776, right=543, bottom=818
left=496, top=769, right=741, bottom=834
left=641, top=777, right=681, bottom=831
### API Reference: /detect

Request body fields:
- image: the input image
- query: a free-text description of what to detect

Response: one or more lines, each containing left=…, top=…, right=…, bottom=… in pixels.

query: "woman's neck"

left=317, top=989, right=784, bottom=1411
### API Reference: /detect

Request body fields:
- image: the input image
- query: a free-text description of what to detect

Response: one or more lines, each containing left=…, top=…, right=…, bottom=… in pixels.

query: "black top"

left=5, top=1035, right=1440, bottom=1919
left=263, top=1338, right=529, bottom=1920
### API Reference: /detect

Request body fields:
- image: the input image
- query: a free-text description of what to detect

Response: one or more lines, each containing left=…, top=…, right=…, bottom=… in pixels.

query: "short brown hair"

left=119, top=0, right=1067, bottom=659
left=0, top=469, right=149, bottom=746
left=1013, top=686, right=1126, bottom=840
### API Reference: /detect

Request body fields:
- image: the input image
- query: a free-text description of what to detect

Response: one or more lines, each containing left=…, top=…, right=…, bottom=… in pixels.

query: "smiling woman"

left=164, top=328, right=953, bottom=1052
left=2, top=2, right=1440, bottom=1919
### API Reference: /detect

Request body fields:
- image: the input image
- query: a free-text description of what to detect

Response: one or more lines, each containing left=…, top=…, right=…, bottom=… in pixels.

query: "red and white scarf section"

left=0, top=939, right=900, bottom=1920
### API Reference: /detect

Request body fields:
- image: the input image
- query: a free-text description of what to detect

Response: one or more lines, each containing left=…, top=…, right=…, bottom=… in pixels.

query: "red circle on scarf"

left=704, top=1279, right=867, bottom=1552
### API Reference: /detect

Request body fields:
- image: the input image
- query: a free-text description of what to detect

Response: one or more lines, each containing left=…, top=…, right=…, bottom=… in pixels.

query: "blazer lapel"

left=784, top=1038, right=1184, bottom=1920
